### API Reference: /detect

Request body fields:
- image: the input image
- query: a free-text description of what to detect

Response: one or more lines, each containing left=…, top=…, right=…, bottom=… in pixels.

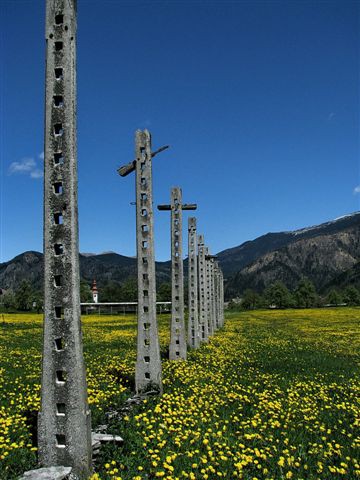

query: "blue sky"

left=1, top=0, right=359, bottom=262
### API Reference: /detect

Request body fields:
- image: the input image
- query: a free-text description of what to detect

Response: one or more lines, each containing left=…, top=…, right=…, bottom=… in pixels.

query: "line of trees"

left=0, top=280, right=43, bottom=313
left=228, top=278, right=360, bottom=310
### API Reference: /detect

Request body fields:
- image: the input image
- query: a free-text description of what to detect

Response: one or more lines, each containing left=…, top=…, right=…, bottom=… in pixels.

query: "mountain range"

left=1, top=212, right=360, bottom=298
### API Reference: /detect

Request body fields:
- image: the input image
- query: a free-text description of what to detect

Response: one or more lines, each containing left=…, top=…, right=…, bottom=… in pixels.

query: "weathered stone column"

left=220, top=269, right=225, bottom=327
left=214, top=261, right=220, bottom=330
left=205, top=250, right=214, bottom=337
left=38, top=1, right=92, bottom=478
left=187, top=217, right=199, bottom=349
left=119, top=130, right=163, bottom=394
left=197, top=235, right=209, bottom=343
left=158, top=189, right=196, bottom=360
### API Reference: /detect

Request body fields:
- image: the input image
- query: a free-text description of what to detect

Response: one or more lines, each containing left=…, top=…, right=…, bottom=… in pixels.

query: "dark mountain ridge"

left=1, top=212, right=360, bottom=296
left=217, top=212, right=360, bottom=276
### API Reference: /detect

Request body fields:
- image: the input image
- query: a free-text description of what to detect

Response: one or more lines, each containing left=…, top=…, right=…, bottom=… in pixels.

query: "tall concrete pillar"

left=205, top=250, right=214, bottom=337
left=158, top=189, right=196, bottom=360
left=118, top=133, right=168, bottom=393
left=38, top=2, right=92, bottom=478
left=214, top=262, right=220, bottom=330
left=220, top=270, right=225, bottom=327
left=197, top=235, right=209, bottom=343
left=187, top=217, right=199, bottom=349
left=135, top=131, right=163, bottom=392
left=170, top=187, right=186, bottom=360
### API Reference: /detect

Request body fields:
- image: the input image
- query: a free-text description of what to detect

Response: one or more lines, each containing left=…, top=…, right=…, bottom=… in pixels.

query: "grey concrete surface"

left=39, top=2, right=92, bottom=478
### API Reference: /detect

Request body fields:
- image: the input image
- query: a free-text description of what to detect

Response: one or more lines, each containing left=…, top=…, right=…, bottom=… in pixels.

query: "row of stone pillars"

left=119, top=133, right=225, bottom=392
left=39, top=1, right=224, bottom=478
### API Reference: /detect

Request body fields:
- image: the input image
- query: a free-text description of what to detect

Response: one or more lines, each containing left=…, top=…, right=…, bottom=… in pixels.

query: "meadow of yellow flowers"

left=0, top=308, right=359, bottom=479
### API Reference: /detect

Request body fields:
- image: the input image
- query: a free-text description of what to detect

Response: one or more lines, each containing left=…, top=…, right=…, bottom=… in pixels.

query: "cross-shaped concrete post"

left=158, top=188, right=197, bottom=360
left=187, top=217, right=199, bottom=349
left=118, top=130, right=168, bottom=393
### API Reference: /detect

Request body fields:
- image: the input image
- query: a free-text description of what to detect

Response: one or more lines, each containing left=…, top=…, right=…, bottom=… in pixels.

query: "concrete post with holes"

left=170, top=187, right=186, bottom=360
left=205, top=250, right=214, bottom=337
left=158, top=189, right=196, bottom=360
left=197, top=235, right=209, bottom=343
left=187, top=217, right=199, bottom=349
left=134, top=130, right=162, bottom=393
left=38, top=1, right=92, bottom=478
left=214, top=261, right=220, bottom=330
left=220, top=269, right=225, bottom=327
left=118, top=132, right=167, bottom=394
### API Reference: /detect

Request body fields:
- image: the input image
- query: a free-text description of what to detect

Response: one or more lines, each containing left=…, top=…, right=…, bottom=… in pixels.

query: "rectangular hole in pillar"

left=175, top=329, right=180, bottom=335
left=54, top=152, right=64, bottom=165
left=54, top=275, right=62, bottom=286
left=145, top=372, right=150, bottom=379
left=141, top=209, right=147, bottom=217
left=54, top=123, right=63, bottom=136
left=142, top=257, right=148, bottom=264
left=54, top=243, right=64, bottom=255
left=55, top=306, right=62, bottom=319
left=141, top=224, right=149, bottom=233
left=144, top=356, right=150, bottom=363
left=143, top=273, right=148, bottom=281
left=54, top=337, right=64, bottom=351
left=53, top=182, right=63, bottom=194
left=141, top=177, right=146, bottom=186
left=175, top=317, right=179, bottom=323
left=143, top=290, right=148, bottom=297
left=53, top=95, right=64, bottom=107
left=140, top=161, right=146, bottom=172
left=175, top=252, right=179, bottom=257
left=144, top=338, right=150, bottom=346
left=56, top=403, right=66, bottom=416
left=175, top=351, right=180, bottom=356
left=143, top=322, right=150, bottom=330
left=55, top=68, right=63, bottom=80
left=175, top=241, right=179, bottom=248
left=141, top=193, right=147, bottom=202
left=175, top=296, right=179, bottom=301
left=143, top=306, right=149, bottom=313
left=142, top=241, right=148, bottom=249
left=54, top=212, right=63, bottom=225
left=56, top=370, right=66, bottom=383
left=175, top=339, right=180, bottom=345
left=55, top=41, right=63, bottom=51
left=56, top=434, right=66, bottom=448
left=55, top=13, right=64, bottom=24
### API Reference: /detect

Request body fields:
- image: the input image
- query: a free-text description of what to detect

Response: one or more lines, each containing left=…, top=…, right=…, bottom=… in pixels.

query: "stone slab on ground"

left=92, top=433, right=123, bottom=444
left=19, top=466, right=72, bottom=480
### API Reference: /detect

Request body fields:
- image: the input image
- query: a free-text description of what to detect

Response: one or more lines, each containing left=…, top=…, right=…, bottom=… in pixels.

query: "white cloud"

left=8, top=156, right=43, bottom=179
left=30, top=169, right=43, bottom=179
left=8, top=157, right=36, bottom=174
left=353, top=185, right=360, bottom=195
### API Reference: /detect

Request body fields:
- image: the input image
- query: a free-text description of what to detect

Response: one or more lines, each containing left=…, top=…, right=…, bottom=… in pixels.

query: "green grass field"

left=0, top=308, right=359, bottom=479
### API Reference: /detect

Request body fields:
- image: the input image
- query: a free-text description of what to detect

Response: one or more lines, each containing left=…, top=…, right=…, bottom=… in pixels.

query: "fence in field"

left=80, top=302, right=171, bottom=315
